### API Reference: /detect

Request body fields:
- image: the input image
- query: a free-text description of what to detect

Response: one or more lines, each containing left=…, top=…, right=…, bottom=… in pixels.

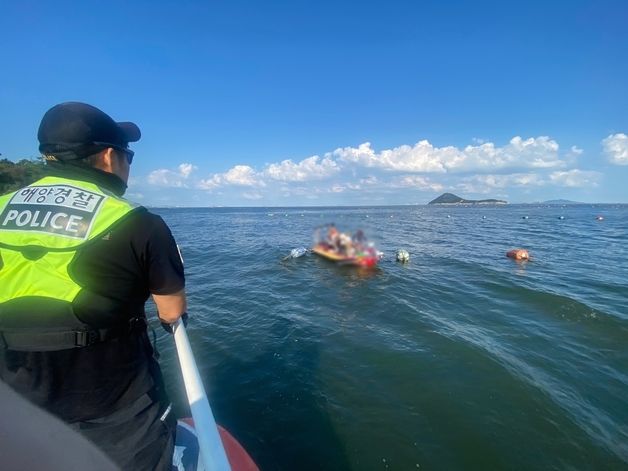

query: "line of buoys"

left=506, top=249, right=530, bottom=260
left=287, top=245, right=536, bottom=264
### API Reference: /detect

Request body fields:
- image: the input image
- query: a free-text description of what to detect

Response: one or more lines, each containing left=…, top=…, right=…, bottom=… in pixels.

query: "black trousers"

left=69, top=392, right=175, bottom=471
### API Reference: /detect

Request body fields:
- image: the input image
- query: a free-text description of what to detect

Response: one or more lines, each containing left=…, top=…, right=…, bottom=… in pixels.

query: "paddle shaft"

left=173, top=319, right=232, bottom=471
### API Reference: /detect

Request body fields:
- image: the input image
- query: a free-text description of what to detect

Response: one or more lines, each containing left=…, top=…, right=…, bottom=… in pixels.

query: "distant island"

left=540, top=199, right=583, bottom=205
left=428, top=192, right=507, bottom=205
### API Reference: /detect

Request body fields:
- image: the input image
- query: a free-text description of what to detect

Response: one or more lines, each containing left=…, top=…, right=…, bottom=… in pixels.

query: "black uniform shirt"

left=0, top=163, right=184, bottom=422
left=71, top=205, right=185, bottom=327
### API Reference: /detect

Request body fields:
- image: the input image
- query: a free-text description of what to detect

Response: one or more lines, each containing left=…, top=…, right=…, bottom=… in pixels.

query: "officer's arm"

left=152, top=288, right=187, bottom=324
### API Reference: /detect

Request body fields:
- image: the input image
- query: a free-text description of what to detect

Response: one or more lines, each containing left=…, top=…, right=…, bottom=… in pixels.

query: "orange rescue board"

left=312, top=243, right=379, bottom=267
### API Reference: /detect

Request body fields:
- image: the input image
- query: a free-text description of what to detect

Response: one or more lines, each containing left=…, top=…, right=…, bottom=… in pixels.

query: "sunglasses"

left=93, top=141, right=135, bottom=164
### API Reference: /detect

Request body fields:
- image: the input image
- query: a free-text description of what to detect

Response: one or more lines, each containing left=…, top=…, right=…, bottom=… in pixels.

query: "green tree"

left=0, top=158, right=47, bottom=194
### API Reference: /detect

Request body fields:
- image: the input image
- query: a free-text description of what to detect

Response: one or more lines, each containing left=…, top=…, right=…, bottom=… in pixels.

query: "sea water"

left=149, top=204, right=628, bottom=471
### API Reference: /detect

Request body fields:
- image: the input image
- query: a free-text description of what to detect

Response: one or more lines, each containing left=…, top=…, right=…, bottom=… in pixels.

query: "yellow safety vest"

left=0, top=175, right=140, bottom=350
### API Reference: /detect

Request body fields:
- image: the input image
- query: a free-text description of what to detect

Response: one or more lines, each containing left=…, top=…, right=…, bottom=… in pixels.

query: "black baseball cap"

left=38, top=102, right=141, bottom=160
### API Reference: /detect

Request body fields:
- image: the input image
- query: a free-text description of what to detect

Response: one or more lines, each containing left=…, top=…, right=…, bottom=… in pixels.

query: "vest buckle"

left=74, top=330, right=98, bottom=347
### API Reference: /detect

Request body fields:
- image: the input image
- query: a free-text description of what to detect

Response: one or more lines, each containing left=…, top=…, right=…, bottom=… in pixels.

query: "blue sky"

left=1, top=0, right=627, bottom=206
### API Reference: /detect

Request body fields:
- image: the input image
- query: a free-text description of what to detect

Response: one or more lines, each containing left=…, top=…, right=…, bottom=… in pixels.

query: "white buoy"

left=283, top=247, right=308, bottom=261
left=396, top=249, right=410, bottom=263
left=290, top=247, right=307, bottom=258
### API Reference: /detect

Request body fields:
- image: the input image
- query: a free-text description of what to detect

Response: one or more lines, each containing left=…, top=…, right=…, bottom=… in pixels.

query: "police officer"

left=0, top=102, right=187, bottom=470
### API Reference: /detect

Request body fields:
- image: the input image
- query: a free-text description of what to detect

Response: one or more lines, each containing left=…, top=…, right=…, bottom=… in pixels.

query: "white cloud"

left=139, top=133, right=601, bottom=205
left=360, top=176, right=378, bottom=185
left=457, top=173, right=545, bottom=194
left=148, top=169, right=183, bottom=187
left=459, top=136, right=563, bottom=170
left=456, top=181, right=495, bottom=195
left=334, top=141, right=449, bottom=172
left=223, top=165, right=262, bottom=186
left=196, top=174, right=221, bottom=190
left=479, top=173, right=544, bottom=188
left=549, top=169, right=601, bottom=188
left=456, top=170, right=599, bottom=194
left=395, top=175, right=444, bottom=192
left=569, top=146, right=583, bottom=156
left=147, top=162, right=197, bottom=187
left=178, top=163, right=195, bottom=178
left=264, top=155, right=339, bottom=182
left=602, top=133, right=628, bottom=165
left=198, top=165, right=265, bottom=189
left=510, top=173, right=546, bottom=186
left=506, top=136, right=561, bottom=167
left=332, top=136, right=565, bottom=173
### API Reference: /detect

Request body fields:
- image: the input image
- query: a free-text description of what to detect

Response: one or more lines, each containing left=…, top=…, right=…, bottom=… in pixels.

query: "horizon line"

left=145, top=201, right=627, bottom=209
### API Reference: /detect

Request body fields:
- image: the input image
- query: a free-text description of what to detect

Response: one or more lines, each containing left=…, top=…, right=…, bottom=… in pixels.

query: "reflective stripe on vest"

left=0, top=176, right=138, bottom=304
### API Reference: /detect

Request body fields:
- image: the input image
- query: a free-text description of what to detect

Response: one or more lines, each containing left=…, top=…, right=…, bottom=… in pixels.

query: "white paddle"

left=173, top=244, right=231, bottom=470
left=173, top=319, right=232, bottom=471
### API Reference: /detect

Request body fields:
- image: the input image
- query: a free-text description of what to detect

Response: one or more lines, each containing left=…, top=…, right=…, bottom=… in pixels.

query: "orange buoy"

left=506, top=249, right=530, bottom=260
